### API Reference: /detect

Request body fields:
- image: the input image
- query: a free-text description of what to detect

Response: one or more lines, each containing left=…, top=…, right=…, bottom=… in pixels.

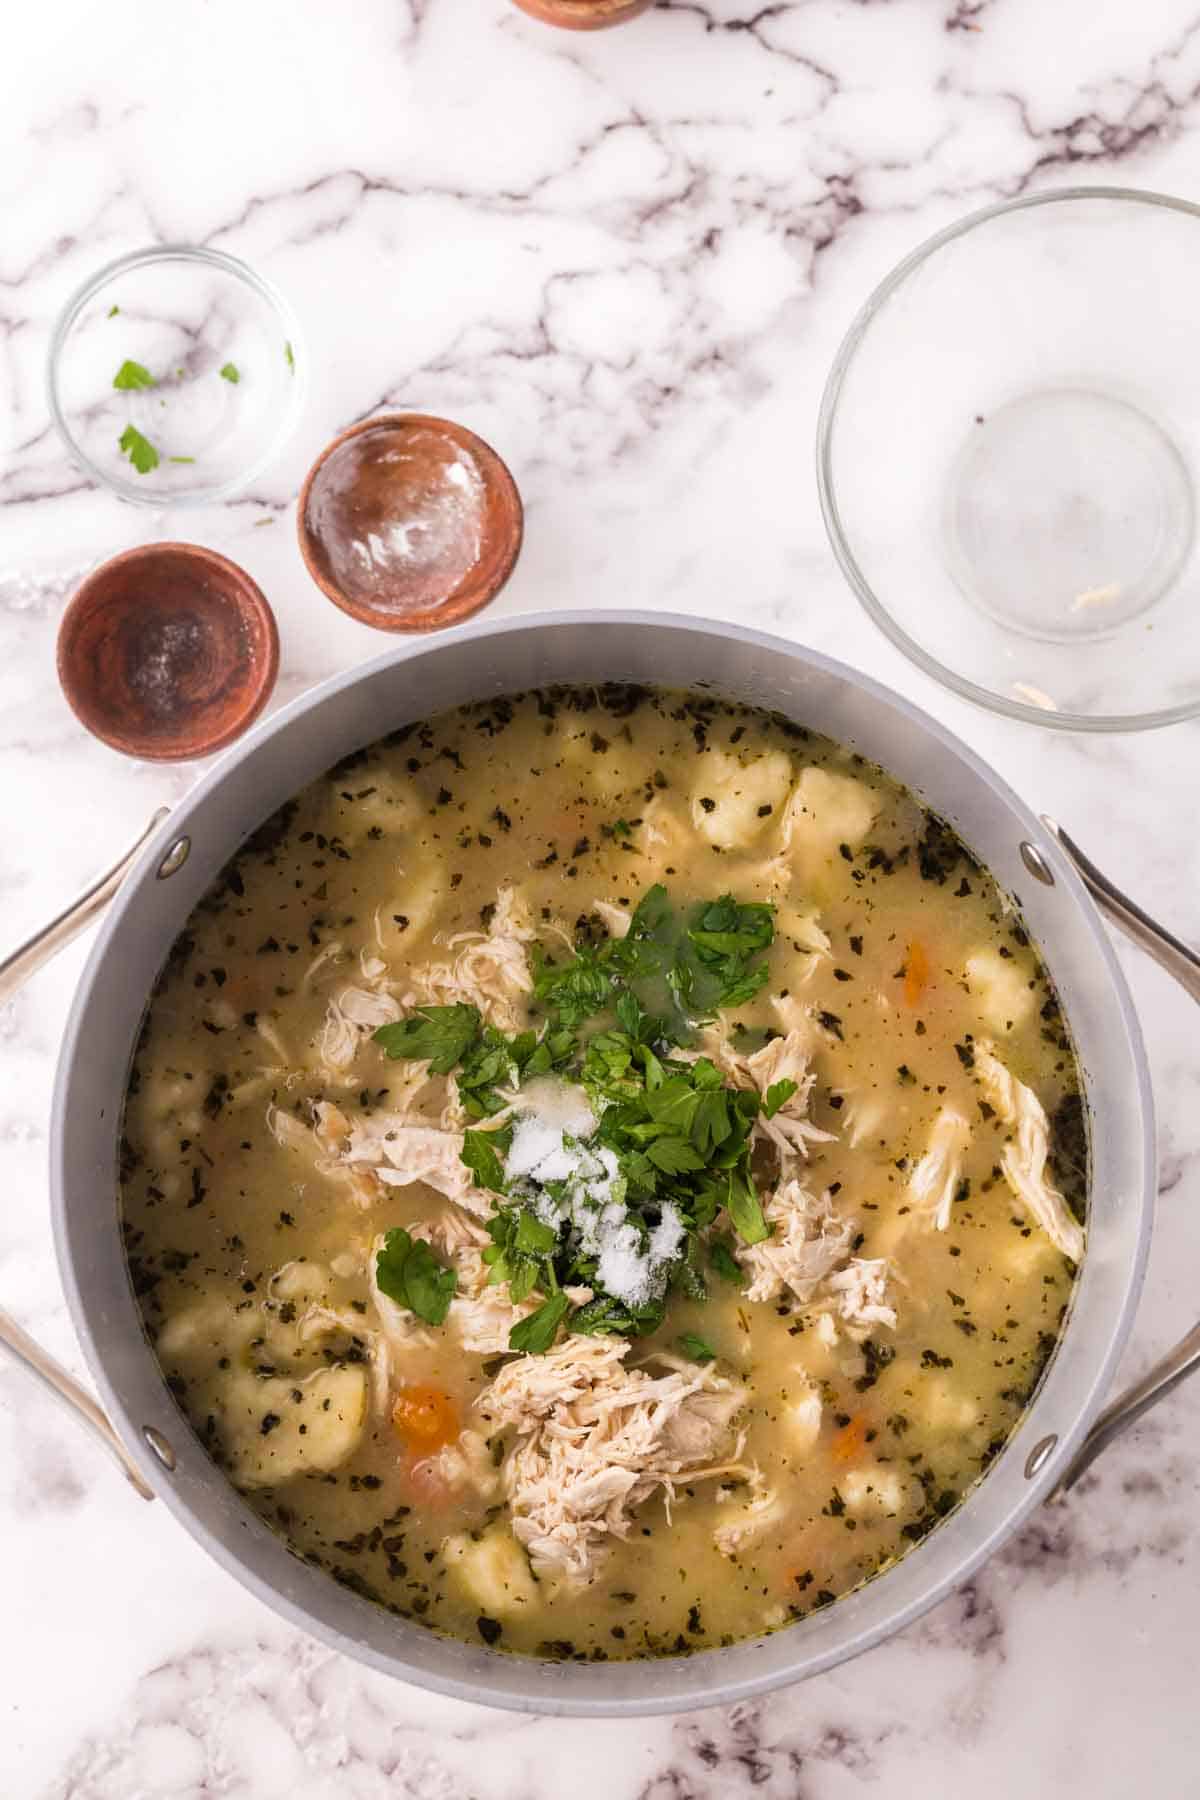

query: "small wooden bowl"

left=297, top=414, right=523, bottom=633
left=511, top=0, right=653, bottom=25
left=57, top=543, right=279, bottom=761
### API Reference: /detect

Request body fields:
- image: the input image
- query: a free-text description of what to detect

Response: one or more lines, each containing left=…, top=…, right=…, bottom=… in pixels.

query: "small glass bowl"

left=48, top=246, right=304, bottom=507
left=817, top=188, right=1200, bottom=732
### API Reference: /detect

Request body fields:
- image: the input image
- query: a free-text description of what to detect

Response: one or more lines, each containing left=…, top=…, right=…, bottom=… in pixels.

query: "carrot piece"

left=392, top=1384, right=459, bottom=1452
left=830, top=1416, right=868, bottom=1464
left=902, top=940, right=931, bottom=1007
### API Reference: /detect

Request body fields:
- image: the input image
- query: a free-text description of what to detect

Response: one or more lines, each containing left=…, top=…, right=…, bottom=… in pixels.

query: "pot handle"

left=0, top=806, right=170, bottom=1005
left=0, top=809, right=171, bottom=1501
left=1042, top=817, right=1200, bottom=1496
left=0, top=1309, right=155, bottom=1500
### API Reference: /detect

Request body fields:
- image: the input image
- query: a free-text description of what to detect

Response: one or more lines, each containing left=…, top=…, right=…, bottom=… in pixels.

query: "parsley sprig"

left=375, top=1227, right=457, bottom=1325
left=376, top=1004, right=574, bottom=1116
left=533, top=883, right=775, bottom=1035
left=372, top=885, right=781, bottom=1353
left=118, top=423, right=160, bottom=474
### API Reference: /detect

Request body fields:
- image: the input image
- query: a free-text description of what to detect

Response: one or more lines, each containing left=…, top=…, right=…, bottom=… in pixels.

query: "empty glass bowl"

left=49, top=246, right=304, bottom=506
left=818, top=188, right=1200, bottom=731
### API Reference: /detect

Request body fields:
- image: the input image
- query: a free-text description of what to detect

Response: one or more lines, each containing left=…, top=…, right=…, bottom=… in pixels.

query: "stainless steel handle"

left=1051, top=1323, right=1200, bottom=1497
left=1042, top=817, right=1200, bottom=1496
left=0, top=806, right=169, bottom=1007
left=1042, top=817, right=1200, bottom=1005
left=0, top=810, right=170, bottom=1501
left=0, top=1310, right=154, bottom=1499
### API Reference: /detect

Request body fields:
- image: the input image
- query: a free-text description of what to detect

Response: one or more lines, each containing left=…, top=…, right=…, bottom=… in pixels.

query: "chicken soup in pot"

left=120, top=686, right=1086, bottom=1659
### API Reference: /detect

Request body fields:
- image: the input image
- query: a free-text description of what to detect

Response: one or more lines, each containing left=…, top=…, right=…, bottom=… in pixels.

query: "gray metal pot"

left=2, top=612, right=1186, bottom=1715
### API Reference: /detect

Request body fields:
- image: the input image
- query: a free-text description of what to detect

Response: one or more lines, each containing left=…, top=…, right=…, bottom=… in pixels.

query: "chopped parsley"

left=461, top=1127, right=510, bottom=1195
left=376, top=1003, right=574, bottom=1116
left=376, top=1003, right=481, bottom=1075
left=708, top=1236, right=744, bottom=1285
left=118, top=424, right=160, bottom=474
left=371, top=885, right=784, bottom=1352
left=509, top=1292, right=571, bottom=1354
left=533, top=883, right=776, bottom=1036
left=375, top=1227, right=457, bottom=1325
left=762, top=1077, right=798, bottom=1118
left=113, top=359, right=155, bottom=391
left=677, top=1331, right=716, bottom=1364
left=219, top=361, right=241, bottom=384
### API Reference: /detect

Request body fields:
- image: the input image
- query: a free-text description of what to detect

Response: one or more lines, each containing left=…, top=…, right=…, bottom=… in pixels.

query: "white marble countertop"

left=4, top=1, right=1200, bottom=1794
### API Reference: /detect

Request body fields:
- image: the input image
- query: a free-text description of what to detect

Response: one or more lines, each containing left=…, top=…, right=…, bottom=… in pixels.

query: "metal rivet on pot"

left=143, top=1426, right=177, bottom=1471
left=1024, top=1433, right=1058, bottom=1479
left=157, top=837, right=191, bottom=880
left=1019, top=841, right=1055, bottom=886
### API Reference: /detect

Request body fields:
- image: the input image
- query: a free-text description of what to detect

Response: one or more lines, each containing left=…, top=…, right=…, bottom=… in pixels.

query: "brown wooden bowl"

left=510, top=0, right=653, bottom=25
left=297, top=414, right=523, bottom=633
left=57, top=543, right=279, bottom=761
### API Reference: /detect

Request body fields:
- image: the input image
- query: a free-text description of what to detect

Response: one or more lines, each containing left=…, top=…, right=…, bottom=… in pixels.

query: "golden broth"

left=120, top=687, right=1084, bottom=1660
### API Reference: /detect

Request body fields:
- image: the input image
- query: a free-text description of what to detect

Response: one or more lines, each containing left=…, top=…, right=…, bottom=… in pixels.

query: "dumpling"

left=691, top=750, right=793, bottom=850
left=334, top=770, right=422, bottom=844
left=221, top=1365, right=368, bottom=1488
left=372, top=864, right=445, bottom=961
left=551, top=722, right=644, bottom=803
left=778, top=768, right=879, bottom=890
left=840, top=1465, right=909, bottom=1517
left=964, top=948, right=1036, bottom=1034
left=637, top=799, right=692, bottom=878
left=780, top=1378, right=822, bottom=1452
left=442, top=1526, right=539, bottom=1614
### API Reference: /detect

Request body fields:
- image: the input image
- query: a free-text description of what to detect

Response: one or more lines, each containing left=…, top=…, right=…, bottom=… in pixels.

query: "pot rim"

left=50, top=609, right=1155, bottom=1714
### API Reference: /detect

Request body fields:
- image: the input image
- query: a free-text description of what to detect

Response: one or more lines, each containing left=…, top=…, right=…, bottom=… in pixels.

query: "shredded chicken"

left=453, top=1275, right=540, bottom=1354
left=342, top=1117, right=486, bottom=1215
left=405, top=884, right=535, bottom=1032
left=975, top=1042, right=1085, bottom=1261
left=591, top=899, right=631, bottom=940
left=268, top=1106, right=314, bottom=1157
left=313, top=1100, right=351, bottom=1155
left=782, top=911, right=832, bottom=958
left=640, top=797, right=689, bottom=859
left=257, top=1260, right=394, bottom=1420
left=769, top=993, right=818, bottom=1037
left=736, top=1179, right=855, bottom=1308
left=475, top=1338, right=748, bottom=1582
left=353, top=1215, right=512, bottom=1402
left=412, top=1213, right=595, bottom=1353
left=295, top=1302, right=392, bottom=1417
left=745, top=1027, right=836, bottom=1162
left=256, top=1016, right=290, bottom=1064
left=699, top=1011, right=835, bottom=1166
left=303, top=940, right=345, bottom=990
left=267, top=1100, right=383, bottom=1209
left=908, top=1107, right=972, bottom=1231
left=713, top=1474, right=787, bottom=1557
left=770, top=909, right=832, bottom=987
left=838, top=1089, right=891, bottom=1150
left=414, top=1428, right=501, bottom=1503
left=415, top=1209, right=491, bottom=1260
left=824, top=1257, right=896, bottom=1335
left=320, top=984, right=403, bottom=1073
